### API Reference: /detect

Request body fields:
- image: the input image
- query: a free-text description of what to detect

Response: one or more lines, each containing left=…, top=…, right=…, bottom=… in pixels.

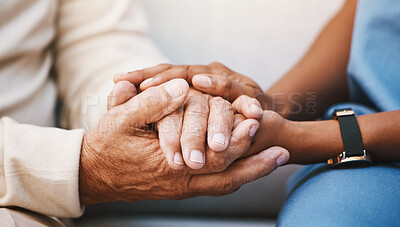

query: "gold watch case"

left=327, top=150, right=372, bottom=166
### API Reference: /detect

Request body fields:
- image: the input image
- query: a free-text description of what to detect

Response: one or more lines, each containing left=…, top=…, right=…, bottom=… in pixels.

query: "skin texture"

left=80, top=79, right=290, bottom=205
left=156, top=89, right=263, bottom=170
left=114, top=62, right=271, bottom=110
left=114, top=0, right=400, bottom=164
left=113, top=72, right=264, bottom=170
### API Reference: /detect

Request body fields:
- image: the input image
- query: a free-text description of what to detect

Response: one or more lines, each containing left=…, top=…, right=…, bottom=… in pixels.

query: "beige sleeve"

left=0, top=117, right=84, bottom=218
left=56, top=0, right=168, bottom=131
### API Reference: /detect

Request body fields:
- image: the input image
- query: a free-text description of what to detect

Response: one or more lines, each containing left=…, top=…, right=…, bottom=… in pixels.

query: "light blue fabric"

left=278, top=102, right=400, bottom=226
left=278, top=164, right=400, bottom=227
left=347, top=0, right=400, bottom=111
left=278, top=1, right=400, bottom=226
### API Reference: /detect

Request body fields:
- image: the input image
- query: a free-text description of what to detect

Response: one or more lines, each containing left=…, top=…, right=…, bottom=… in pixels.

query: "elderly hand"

left=155, top=88, right=264, bottom=170
left=112, top=75, right=264, bottom=170
left=114, top=62, right=271, bottom=109
left=80, top=79, right=289, bottom=205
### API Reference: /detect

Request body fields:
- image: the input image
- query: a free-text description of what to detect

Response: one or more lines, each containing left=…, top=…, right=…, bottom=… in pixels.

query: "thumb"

left=107, top=81, right=137, bottom=110
left=263, top=146, right=290, bottom=167
left=118, top=79, right=189, bottom=125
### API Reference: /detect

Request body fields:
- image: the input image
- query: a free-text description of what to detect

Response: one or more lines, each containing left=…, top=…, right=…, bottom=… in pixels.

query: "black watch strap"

left=334, top=108, right=364, bottom=156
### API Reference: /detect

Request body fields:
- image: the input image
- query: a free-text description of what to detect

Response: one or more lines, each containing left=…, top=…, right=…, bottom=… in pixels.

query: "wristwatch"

left=327, top=108, right=372, bottom=166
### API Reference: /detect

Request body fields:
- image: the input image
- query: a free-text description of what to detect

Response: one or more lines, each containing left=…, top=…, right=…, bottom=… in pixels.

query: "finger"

left=189, top=146, right=290, bottom=196
left=117, top=79, right=189, bottom=126
left=214, top=118, right=260, bottom=168
left=233, top=114, right=246, bottom=128
left=107, top=81, right=137, bottom=110
left=192, top=74, right=256, bottom=102
left=192, top=118, right=259, bottom=175
left=158, top=108, right=185, bottom=170
left=180, top=90, right=210, bottom=170
left=140, top=67, right=188, bottom=90
left=232, top=95, right=263, bottom=119
left=207, top=97, right=234, bottom=152
left=113, top=63, right=172, bottom=85
left=140, top=65, right=211, bottom=90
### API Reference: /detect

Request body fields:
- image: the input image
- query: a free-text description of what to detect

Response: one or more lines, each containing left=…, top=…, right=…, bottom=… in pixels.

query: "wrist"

left=247, top=111, right=290, bottom=156
left=284, top=120, right=343, bottom=164
left=79, top=133, right=105, bottom=206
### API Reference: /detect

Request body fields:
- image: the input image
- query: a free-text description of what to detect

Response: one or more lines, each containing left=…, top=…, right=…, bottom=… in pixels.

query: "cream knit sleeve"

left=55, top=0, right=168, bottom=131
left=0, top=117, right=84, bottom=217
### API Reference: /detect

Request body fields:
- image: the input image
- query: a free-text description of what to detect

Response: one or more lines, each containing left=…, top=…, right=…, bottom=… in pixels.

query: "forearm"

left=265, top=0, right=357, bottom=120
left=281, top=110, right=400, bottom=164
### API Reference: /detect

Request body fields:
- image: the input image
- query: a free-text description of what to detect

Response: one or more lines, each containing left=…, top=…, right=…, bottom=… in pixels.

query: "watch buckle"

left=334, top=109, right=355, bottom=119
left=327, top=150, right=371, bottom=165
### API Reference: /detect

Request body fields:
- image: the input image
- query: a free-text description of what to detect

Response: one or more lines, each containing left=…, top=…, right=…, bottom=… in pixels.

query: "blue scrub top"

left=347, top=0, right=400, bottom=112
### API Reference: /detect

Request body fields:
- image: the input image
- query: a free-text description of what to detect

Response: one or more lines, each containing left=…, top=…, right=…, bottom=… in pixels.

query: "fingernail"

left=212, top=132, right=225, bottom=145
left=249, top=125, right=259, bottom=137
left=189, top=150, right=205, bottom=164
left=165, top=80, right=183, bottom=99
left=193, top=75, right=212, bottom=88
left=141, top=78, right=153, bottom=86
left=250, top=104, right=263, bottom=116
left=173, top=152, right=184, bottom=165
left=268, top=147, right=289, bottom=166
left=276, top=155, right=288, bottom=166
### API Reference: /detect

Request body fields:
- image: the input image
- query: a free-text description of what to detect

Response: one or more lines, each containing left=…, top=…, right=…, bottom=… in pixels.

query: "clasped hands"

left=79, top=62, right=290, bottom=205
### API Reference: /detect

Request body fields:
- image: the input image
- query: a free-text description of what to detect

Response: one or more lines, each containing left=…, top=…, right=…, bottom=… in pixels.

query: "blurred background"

left=77, top=0, right=344, bottom=226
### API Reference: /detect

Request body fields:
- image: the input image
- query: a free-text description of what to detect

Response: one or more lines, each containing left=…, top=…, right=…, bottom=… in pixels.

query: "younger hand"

left=114, top=62, right=270, bottom=109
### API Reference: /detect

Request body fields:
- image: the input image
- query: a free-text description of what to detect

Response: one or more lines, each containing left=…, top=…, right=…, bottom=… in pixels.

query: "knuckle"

left=131, top=70, right=145, bottom=80
left=221, top=177, right=237, bottom=192
left=238, top=95, right=249, bottom=102
left=207, top=153, right=228, bottom=172
left=213, top=160, right=228, bottom=172
left=220, top=77, right=232, bottom=93
left=173, top=66, right=186, bottom=75
left=208, top=61, right=229, bottom=74
left=237, top=95, right=253, bottom=107
left=182, top=130, right=206, bottom=143
left=210, top=96, right=225, bottom=104
left=185, top=99, right=210, bottom=118
left=210, top=97, right=233, bottom=114
left=181, top=65, right=190, bottom=74
left=158, top=63, right=172, bottom=69
left=222, top=100, right=234, bottom=112
left=208, top=61, right=223, bottom=67
left=161, top=131, right=180, bottom=145
left=215, top=162, right=228, bottom=172
left=187, top=65, right=201, bottom=78
left=186, top=108, right=209, bottom=119
left=171, top=185, right=189, bottom=200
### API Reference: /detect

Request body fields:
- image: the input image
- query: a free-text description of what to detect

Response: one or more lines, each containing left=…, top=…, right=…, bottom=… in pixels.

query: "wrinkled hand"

left=111, top=77, right=264, bottom=170
left=156, top=88, right=265, bottom=170
left=79, top=79, right=289, bottom=205
left=114, top=62, right=270, bottom=108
